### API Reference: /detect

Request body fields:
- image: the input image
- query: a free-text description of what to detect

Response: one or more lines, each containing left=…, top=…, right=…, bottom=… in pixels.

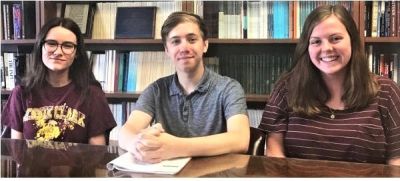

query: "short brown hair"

left=161, top=11, right=208, bottom=46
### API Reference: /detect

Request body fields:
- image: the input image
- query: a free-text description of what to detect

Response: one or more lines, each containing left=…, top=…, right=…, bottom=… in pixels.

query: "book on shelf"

left=366, top=1, right=399, bottom=37
left=3, top=53, right=15, bottom=89
left=109, top=101, right=135, bottom=141
left=2, top=1, right=36, bottom=40
left=203, top=1, right=219, bottom=38
left=115, top=7, right=156, bottom=39
left=12, top=3, right=22, bottom=40
left=364, top=1, right=373, bottom=37
left=90, top=51, right=174, bottom=93
left=1, top=53, right=31, bottom=89
left=0, top=55, right=4, bottom=88
left=107, top=152, right=191, bottom=175
left=2, top=3, right=13, bottom=40
left=21, top=1, right=36, bottom=39
left=389, top=0, right=397, bottom=37
left=273, top=1, right=289, bottom=39
left=392, top=53, right=399, bottom=84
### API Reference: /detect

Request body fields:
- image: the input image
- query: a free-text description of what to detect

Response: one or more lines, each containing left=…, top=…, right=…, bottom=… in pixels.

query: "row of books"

left=1, top=1, right=36, bottom=40
left=107, top=100, right=264, bottom=141
left=1, top=50, right=293, bottom=95
left=366, top=45, right=400, bottom=84
left=4, top=49, right=397, bottom=95
left=47, top=1, right=353, bottom=40
left=108, top=102, right=136, bottom=141
left=364, top=1, right=400, bottom=37
left=219, top=53, right=293, bottom=94
left=90, top=50, right=175, bottom=93
left=90, top=50, right=219, bottom=93
left=4, top=49, right=397, bottom=94
left=4, top=1, right=400, bottom=40
left=0, top=53, right=31, bottom=90
left=202, top=1, right=352, bottom=39
left=89, top=49, right=293, bottom=95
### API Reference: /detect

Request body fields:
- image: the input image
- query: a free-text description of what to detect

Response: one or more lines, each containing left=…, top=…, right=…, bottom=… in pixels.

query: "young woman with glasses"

left=1, top=17, right=116, bottom=145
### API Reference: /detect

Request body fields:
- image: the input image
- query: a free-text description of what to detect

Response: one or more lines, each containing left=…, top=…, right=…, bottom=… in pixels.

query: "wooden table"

left=1, top=138, right=399, bottom=177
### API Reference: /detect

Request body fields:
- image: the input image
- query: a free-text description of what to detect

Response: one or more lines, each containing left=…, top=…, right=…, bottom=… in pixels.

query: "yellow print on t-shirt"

left=23, top=103, right=86, bottom=141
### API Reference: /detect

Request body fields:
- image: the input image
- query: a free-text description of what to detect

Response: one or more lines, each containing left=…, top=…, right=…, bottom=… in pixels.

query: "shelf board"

left=245, top=94, right=269, bottom=103
left=84, top=39, right=163, bottom=44
left=104, top=92, right=141, bottom=99
left=1, top=89, right=12, bottom=94
left=364, top=37, right=400, bottom=43
left=1, top=39, right=36, bottom=45
left=1, top=89, right=268, bottom=103
left=209, top=39, right=298, bottom=44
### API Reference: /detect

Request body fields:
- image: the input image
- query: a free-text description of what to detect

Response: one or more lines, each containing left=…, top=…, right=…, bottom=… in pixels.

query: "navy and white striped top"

left=259, top=76, right=400, bottom=164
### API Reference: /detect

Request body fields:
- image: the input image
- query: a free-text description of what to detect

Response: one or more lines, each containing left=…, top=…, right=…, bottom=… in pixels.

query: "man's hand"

left=131, top=123, right=166, bottom=163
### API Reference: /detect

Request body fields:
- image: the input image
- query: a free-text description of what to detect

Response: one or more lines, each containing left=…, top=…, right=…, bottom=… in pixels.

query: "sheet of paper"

left=106, top=152, right=191, bottom=175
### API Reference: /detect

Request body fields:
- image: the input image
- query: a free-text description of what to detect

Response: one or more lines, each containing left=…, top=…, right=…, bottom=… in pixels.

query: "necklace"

left=328, top=108, right=335, bottom=119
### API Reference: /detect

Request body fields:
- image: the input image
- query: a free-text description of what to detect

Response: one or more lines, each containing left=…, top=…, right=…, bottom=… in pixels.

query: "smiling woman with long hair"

left=259, top=5, right=400, bottom=166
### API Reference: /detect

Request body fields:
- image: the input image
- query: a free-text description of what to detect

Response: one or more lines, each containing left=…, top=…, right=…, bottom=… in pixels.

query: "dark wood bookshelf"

left=1, top=0, right=398, bottom=110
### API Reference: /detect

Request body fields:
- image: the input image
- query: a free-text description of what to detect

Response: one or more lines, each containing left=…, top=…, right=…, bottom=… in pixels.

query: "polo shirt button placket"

left=182, top=99, right=190, bottom=122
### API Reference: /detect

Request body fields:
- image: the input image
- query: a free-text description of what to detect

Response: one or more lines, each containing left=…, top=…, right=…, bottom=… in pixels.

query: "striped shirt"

left=259, top=76, right=400, bottom=164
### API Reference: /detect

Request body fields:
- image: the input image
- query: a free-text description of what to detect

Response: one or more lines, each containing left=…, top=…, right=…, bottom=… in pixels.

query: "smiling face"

left=308, top=15, right=352, bottom=78
left=42, top=26, right=77, bottom=74
left=164, top=22, right=208, bottom=74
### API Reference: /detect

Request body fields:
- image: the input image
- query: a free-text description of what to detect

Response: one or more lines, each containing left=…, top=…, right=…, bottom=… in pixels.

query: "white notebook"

left=106, top=152, right=191, bottom=175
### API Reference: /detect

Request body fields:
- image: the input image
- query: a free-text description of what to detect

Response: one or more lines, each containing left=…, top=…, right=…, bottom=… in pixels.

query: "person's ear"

left=203, top=40, right=209, bottom=53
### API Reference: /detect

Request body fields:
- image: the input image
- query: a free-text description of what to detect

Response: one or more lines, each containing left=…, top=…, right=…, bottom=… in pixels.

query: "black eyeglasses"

left=43, top=40, right=77, bottom=55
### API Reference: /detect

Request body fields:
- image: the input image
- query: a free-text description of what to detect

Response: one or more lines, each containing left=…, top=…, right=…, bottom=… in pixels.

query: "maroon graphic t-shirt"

left=2, top=83, right=116, bottom=144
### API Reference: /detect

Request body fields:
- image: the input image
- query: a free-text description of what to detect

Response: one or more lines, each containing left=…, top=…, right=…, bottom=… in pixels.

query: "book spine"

left=364, top=1, right=372, bottom=37
left=390, top=1, right=397, bottom=37
left=371, top=1, right=378, bottom=37
left=398, top=1, right=400, bottom=37
left=5, top=53, right=16, bottom=89
left=4, top=3, right=13, bottom=40
left=242, top=1, right=247, bottom=39
left=0, top=55, right=5, bottom=88
left=12, top=3, right=22, bottom=39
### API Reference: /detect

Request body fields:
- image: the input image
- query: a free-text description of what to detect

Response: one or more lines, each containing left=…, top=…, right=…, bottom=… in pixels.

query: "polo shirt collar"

left=169, top=68, right=212, bottom=96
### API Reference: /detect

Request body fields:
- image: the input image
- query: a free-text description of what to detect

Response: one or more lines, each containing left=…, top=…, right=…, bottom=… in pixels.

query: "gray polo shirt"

left=135, top=68, right=248, bottom=137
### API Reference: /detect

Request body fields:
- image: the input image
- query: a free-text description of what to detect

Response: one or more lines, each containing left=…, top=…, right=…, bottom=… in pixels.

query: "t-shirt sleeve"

left=86, top=86, right=117, bottom=138
left=1, top=86, right=26, bottom=132
left=380, top=79, right=400, bottom=160
left=134, top=82, right=157, bottom=118
left=258, top=81, right=289, bottom=133
left=222, top=79, right=248, bottom=120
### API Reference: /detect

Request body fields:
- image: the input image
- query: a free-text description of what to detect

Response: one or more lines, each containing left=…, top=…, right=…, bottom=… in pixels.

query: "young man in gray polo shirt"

left=119, top=12, right=250, bottom=163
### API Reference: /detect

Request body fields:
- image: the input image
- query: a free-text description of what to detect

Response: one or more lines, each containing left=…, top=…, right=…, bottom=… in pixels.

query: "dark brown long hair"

left=22, top=17, right=101, bottom=102
left=281, top=5, right=378, bottom=115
